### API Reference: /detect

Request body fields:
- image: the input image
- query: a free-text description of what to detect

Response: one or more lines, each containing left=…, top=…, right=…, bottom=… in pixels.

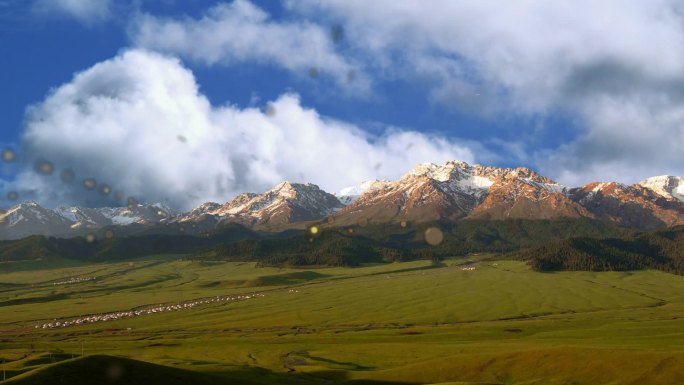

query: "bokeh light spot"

left=424, top=227, right=444, bottom=246
left=83, top=178, right=96, bottom=190
left=308, top=67, right=319, bottom=78
left=34, top=160, right=54, bottom=175
left=127, top=197, right=139, bottom=208
left=60, top=168, right=75, bottom=183
left=85, top=233, right=96, bottom=243
left=1, top=149, right=16, bottom=162
left=99, top=184, right=111, bottom=196
left=330, top=24, right=344, bottom=43
left=346, top=70, right=356, bottom=83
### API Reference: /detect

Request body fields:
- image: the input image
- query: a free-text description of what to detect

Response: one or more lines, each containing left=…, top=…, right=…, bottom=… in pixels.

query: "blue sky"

left=1, top=0, right=684, bottom=209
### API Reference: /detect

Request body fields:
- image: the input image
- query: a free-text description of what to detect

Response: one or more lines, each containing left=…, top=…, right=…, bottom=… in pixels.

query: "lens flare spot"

left=104, top=230, right=115, bottom=240
left=310, top=226, right=319, bottom=235
left=6, top=191, right=19, bottom=201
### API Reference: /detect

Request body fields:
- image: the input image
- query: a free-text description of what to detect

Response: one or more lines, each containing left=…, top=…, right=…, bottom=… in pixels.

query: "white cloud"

left=11, top=49, right=473, bottom=209
left=32, top=0, right=111, bottom=24
left=129, top=0, right=367, bottom=91
left=288, top=0, right=684, bottom=184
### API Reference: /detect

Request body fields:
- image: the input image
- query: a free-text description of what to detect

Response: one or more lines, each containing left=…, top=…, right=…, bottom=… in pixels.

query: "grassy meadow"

left=2, top=255, right=684, bottom=384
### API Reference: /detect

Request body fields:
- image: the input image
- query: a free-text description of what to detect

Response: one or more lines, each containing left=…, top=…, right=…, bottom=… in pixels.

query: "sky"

left=1, top=0, right=684, bottom=210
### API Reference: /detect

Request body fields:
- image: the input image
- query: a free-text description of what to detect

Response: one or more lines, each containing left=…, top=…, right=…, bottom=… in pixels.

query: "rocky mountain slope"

left=3, top=161, right=684, bottom=240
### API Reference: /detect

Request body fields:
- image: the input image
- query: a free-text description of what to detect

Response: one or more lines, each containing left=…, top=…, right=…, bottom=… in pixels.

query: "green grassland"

left=2, top=255, right=684, bottom=384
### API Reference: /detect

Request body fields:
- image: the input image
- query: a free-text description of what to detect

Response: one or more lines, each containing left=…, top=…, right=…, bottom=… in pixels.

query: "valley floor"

left=2, top=256, right=684, bottom=384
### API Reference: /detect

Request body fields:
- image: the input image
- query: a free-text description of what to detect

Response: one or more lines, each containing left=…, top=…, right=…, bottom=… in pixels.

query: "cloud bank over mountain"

left=11, top=49, right=474, bottom=209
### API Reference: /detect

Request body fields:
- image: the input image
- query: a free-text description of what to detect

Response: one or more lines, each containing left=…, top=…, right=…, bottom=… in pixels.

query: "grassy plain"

left=2, top=255, right=684, bottom=384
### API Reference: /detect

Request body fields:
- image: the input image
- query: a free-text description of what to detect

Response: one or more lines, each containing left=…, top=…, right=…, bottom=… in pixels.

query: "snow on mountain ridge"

left=638, top=176, right=684, bottom=203
left=337, top=180, right=384, bottom=205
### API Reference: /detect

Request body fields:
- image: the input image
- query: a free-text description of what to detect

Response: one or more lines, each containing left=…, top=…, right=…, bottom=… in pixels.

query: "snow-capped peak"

left=638, top=175, right=684, bottom=202
left=337, top=180, right=384, bottom=205
left=404, top=160, right=472, bottom=182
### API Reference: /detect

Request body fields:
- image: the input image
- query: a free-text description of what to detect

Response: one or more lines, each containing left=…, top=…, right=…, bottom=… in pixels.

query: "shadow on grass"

left=5, top=355, right=421, bottom=385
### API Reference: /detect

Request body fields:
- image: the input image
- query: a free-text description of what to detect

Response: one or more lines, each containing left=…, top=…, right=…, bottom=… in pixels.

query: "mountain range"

left=2, top=160, right=684, bottom=240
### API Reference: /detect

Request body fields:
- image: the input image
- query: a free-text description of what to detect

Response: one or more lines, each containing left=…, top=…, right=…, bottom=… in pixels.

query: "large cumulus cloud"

left=286, top=0, right=684, bottom=185
left=9, top=49, right=474, bottom=209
